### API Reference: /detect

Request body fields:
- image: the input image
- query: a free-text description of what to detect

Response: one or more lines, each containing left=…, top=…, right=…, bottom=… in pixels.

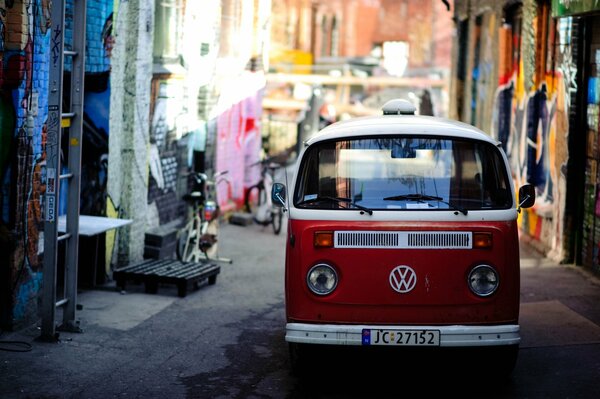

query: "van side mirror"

left=271, top=183, right=287, bottom=209
left=518, top=184, right=535, bottom=211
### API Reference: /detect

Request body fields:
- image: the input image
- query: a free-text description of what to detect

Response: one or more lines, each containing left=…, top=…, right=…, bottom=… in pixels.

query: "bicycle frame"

left=257, top=170, right=275, bottom=221
left=245, top=160, right=284, bottom=234
left=179, top=203, right=206, bottom=261
left=178, top=172, right=232, bottom=264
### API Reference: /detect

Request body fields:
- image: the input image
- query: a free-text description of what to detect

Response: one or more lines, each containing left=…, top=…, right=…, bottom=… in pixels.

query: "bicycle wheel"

left=244, top=183, right=263, bottom=213
left=245, top=183, right=270, bottom=225
left=203, top=218, right=219, bottom=259
left=272, top=207, right=283, bottom=235
left=176, top=228, right=196, bottom=262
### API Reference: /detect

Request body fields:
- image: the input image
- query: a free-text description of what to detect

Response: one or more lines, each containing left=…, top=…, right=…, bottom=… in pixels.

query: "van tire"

left=487, top=344, right=519, bottom=378
left=289, top=343, right=308, bottom=376
left=498, top=344, right=519, bottom=375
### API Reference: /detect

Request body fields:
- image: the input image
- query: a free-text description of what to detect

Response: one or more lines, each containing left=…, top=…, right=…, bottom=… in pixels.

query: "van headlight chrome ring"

left=307, top=263, right=338, bottom=295
left=468, top=264, right=499, bottom=297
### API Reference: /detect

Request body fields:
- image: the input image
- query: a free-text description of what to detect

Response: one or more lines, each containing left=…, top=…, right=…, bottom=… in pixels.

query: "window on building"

left=470, top=14, right=483, bottom=126
left=456, top=18, right=469, bottom=121
left=536, top=1, right=554, bottom=83
left=382, top=41, right=409, bottom=76
left=154, top=0, right=183, bottom=64
left=330, top=16, right=339, bottom=57
left=321, top=15, right=329, bottom=57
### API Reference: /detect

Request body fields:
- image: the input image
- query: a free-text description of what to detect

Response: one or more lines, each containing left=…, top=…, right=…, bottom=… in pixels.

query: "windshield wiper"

left=298, top=196, right=373, bottom=215
left=383, top=193, right=443, bottom=202
left=383, top=193, right=468, bottom=215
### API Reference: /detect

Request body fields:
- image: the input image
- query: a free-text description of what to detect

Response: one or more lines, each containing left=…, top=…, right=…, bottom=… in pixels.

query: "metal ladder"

left=41, top=0, right=87, bottom=340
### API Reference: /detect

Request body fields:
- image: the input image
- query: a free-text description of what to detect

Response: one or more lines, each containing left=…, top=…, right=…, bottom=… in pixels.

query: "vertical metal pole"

left=41, top=0, right=66, bottom=341
left=60, top=0, right=86, bottom=332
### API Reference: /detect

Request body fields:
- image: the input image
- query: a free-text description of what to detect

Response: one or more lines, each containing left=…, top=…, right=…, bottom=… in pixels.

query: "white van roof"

left=306, top=100, right=498, bottom=147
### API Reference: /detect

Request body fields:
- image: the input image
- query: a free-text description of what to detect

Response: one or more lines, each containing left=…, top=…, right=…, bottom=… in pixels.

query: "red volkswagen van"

left=271, top=99, right=535, bottom=374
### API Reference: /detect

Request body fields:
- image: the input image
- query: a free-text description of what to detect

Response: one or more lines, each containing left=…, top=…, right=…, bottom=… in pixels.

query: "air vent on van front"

left=334, top=231, right=472, bottom=249
left=407, top=232, right=471, bottom=248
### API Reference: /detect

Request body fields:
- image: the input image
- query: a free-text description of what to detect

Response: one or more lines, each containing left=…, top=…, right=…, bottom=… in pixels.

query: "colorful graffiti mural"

left=490, top=6, right=572, bottom=255
left=1, top=0, right=52, bottom=327
left=1, top=0, right=115, bottom=328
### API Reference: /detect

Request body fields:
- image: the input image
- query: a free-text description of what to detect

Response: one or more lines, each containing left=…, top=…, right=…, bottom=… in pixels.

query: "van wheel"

left=490, top=345, right=519, bottom=378
left=289, top=343, right=308, bottom=376
left=501, top=345, right=519, bottom=374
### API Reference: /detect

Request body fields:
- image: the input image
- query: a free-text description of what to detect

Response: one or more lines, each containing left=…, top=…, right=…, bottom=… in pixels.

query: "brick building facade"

left=269, top=0, right=452, bottom=73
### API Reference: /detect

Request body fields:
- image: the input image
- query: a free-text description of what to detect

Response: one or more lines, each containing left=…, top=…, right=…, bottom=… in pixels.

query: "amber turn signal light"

left=314, top=231, right=334, bottom=247
left=473, top=232, right=493, bottom=249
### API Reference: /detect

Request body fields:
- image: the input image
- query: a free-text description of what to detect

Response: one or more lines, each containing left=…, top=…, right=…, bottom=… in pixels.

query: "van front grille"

left=334, top=231, right=472, bottom=249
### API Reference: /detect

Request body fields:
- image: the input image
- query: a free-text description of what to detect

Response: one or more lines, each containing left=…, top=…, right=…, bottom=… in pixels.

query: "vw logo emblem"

left=389, top=266, right=417, bottom=293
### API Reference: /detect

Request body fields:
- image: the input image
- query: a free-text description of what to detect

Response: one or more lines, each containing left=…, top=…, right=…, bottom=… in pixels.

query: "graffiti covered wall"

left=145, top=0, right=223, bottom=229
left=581, top=17, right=600, bottom=272
left=490, top=2, right=571, bottom=257
left=147, top=77, right=186, bottom=226
left=146, top=0, right=265, bottom=225
left=0, top=0, right=116, bottom=329
left=452, top=0, right=573, bottom=258
left=1, top=0, right=51, bottom=328
left=214, top=73, right=264, bottom=211
left=79, top=0, right=113, bottom=217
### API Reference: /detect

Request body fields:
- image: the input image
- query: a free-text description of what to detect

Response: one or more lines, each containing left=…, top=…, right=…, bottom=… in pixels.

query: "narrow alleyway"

left=1, top=222, right=600, bottom=398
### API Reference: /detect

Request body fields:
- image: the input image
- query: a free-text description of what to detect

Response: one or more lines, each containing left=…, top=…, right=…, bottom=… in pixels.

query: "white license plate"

left=362, top=329, right=440, bottom=346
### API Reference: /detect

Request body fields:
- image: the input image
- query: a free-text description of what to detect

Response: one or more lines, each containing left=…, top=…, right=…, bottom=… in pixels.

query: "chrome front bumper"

left=286, top=323, right=520, bottom=347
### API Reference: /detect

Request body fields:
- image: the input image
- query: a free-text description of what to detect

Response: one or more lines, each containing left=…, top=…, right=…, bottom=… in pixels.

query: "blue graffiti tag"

left=13, top=272, right=43, bottom=320
left=51, top=24, right=63, bottom=66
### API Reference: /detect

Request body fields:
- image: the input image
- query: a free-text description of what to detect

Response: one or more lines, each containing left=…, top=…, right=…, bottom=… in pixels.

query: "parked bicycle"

left=177, top=171, right=232, bottom=264
left=244, top=159, right=284, bottom=235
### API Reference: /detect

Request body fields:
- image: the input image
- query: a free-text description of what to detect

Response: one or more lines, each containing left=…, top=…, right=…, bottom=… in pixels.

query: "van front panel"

left=285, top=219, right=520, bottom=326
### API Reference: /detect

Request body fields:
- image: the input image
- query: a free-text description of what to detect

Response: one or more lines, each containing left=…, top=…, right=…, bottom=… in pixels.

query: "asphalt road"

left=1, top=220, right=600, bottom=398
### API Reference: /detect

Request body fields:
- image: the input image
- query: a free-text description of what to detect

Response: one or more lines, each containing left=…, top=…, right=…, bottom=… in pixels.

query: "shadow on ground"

left=286, top=346, right=517, bottom=399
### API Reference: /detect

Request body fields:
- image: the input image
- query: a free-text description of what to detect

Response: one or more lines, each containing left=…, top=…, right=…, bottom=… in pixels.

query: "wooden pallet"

left=113, top=259, right=220, bottom=297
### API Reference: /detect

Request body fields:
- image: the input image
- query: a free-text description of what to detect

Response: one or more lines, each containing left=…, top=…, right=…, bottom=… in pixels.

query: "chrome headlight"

left=307, top=264, right=338, bottom=295
left=468, top=264, right=499, bottom=297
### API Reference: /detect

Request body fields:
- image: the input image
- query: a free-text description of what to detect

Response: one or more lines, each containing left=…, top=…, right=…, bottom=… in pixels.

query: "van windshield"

left=294, top=137, right=512, bottom=211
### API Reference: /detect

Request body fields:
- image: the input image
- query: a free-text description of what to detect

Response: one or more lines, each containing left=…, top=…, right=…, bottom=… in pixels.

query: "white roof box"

left=382, top=99, right=416, bottom=115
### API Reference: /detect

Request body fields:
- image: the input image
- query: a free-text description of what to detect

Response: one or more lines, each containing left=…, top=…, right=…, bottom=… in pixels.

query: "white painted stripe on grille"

left=334, top=231, right=472, bottom=249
